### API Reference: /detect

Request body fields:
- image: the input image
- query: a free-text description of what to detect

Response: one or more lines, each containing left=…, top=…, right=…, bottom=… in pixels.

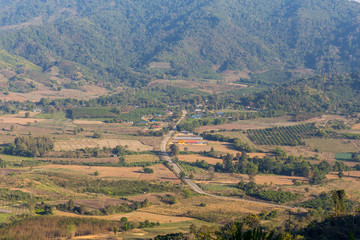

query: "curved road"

left=161, top=110, right=303, bottom=211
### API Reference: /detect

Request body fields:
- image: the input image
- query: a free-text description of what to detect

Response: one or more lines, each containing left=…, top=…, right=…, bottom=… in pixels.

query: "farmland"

left=246, top=123, right=318, bottom=146
left=54, top=138, right=153, bottom=151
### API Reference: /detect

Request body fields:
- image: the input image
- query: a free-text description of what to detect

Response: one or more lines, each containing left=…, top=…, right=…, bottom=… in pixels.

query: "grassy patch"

left=197, top=184, right=237, bottom=192
left=115, top=220, right=215, bottom=239
left=32, top=112, right=66, bottom=120
left=305, top=139, right=358, bottom=153
left=335, top=152, right=353, bottom=161
left=0, top=213, right=13, bottom=223
left=179, top=162, right=207, bottom=174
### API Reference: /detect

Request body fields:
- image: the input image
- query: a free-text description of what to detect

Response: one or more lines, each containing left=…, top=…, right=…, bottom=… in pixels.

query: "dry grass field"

left=54, top=138, right=153, bottom=151
left=54, top=210, right=194, bottom=223
left=148, top=79, right=246, bottom=94
left=178, top=154, right=222, bottom=164
left=177, top=141, right=240, bottom=155
left=196, top=115, right=346, bottom=133
left=34, top=164, right=180, bottom=183
left=142, top=195, right=287, bottom=223
left=195, top=173, right=307, bottom=186
left=73, top=120, right=105, bottom=125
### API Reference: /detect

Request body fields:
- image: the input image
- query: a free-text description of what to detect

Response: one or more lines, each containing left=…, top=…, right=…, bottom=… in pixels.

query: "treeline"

left=56, top=199, right=150, bottom=216
left=3, top=136, right=54, bottom=157
left=214, top=150, right=351, bottom=185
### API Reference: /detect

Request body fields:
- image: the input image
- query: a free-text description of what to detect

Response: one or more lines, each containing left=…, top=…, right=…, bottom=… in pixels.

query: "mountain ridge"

left=0, top=0, right=359, bottom=86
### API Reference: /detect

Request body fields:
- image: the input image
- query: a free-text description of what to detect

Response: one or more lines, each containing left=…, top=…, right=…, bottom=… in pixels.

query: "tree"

left=222, top=153, right=235, bottom=173
left=0, top=159, right=7, bottom=168
left=332, top=190, right=346, bottom=216
left=94, top=171, right=99, bottom=176
left=143, top=167, right=154, bottom=174
left=25, top=112, right=30, bottom=118
left=169, top=144, right=180, bottom=156
left=179, top=171, right=186, bottom=181
left=10, top=125, right=15, bottom=132
left=113, top=226, right=118, bottom=235
left=120, top=217, right=128, bottom=223
left=247, top=162, right=258, bottom=181
left=92, top=132, right=102, bottom=139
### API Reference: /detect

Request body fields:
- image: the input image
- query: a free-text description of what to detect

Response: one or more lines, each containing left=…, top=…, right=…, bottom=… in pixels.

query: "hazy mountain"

left=0, top=0, right=359, bottom=85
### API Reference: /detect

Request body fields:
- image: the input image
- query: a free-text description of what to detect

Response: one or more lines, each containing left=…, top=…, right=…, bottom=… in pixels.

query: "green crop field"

left=197, top=184, right=236, bottom=192
left=335, top=152, right=353, bottom=161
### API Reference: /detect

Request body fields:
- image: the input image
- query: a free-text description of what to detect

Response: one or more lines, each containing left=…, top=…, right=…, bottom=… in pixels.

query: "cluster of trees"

left=237, top=181, right=301, bottom=203
left=246, top=124, right=318, bottom=146
left=3, top=136, right=54, bottom=157
left=216, top=151, right=351, bottom=186
left=253, top=73, right=360, bottom=115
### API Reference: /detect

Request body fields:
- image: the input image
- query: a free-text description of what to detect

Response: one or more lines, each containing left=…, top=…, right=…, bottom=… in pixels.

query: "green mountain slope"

left=0, top=0, right=359, bottom=85
left=253, top=72, right=360, bottom=114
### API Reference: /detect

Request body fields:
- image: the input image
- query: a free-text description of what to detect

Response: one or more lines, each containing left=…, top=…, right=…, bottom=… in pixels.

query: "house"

left=178, top=140, right=185, bottom=144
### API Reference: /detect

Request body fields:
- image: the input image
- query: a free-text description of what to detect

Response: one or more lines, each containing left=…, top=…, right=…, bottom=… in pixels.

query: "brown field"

left=125, top=154, right=159, bottom=163
left=0, top=111, right=46, bottom=125
left=196, top=115, right=346, bottom=133
left=197, top=174, right=308, bottom=186
left=0, top=84, right=109, bottom=102
left=177, top=141, right=241, bottom=155
left=73, top=120, right=105, bottom=125
left=326, top=171, right=360, bottom=180
left=54, top=138, right=153, bottom=151
left=352, top=123, right=360, bottom=130
left=142, top=195, right=286, bottom=223
left=149, top=62, right=171, bottom=69
left=221, top=69, right=251, bottom=81
left=178, top=154, right=222, bottom=164
left=148, top=79, right=246, bottom=94
left=34, top=164, right=180, bottom=183
left=54, top=210, right=194, bottom=223
left=237, top=174, right=307, bottom=185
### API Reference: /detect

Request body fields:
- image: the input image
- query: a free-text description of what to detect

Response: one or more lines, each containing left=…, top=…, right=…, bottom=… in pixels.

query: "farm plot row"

left=246, top=123, right=318, bottom=146
left=54, top=139, right=153, bottom=152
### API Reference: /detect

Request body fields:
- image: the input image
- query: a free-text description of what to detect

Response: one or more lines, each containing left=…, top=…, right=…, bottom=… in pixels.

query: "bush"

left=143, top=167, right=154, bottom=174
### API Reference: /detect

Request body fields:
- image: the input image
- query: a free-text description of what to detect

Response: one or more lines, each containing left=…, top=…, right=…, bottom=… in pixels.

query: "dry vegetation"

left=54, top=139, right=153, bottom=151
left=142, top=195, right=287, bottom=223
left=34, top=164, right=180, bottom=183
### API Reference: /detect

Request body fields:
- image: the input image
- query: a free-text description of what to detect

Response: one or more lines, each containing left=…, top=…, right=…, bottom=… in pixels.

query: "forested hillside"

left=253, top=72, right=360, bottom=115
left=0, top=0, right=359, bottom=86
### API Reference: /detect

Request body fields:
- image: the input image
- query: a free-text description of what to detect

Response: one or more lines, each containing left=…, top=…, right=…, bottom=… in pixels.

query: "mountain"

left=0, top=0, right=359, bottom=86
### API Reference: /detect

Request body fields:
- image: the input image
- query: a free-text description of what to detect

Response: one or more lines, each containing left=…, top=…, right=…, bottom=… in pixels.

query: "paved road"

left=160, top=110, right=303, bottom=211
